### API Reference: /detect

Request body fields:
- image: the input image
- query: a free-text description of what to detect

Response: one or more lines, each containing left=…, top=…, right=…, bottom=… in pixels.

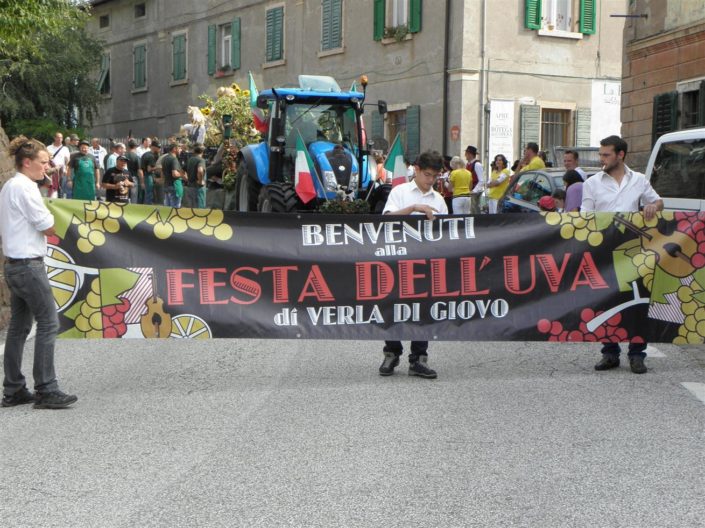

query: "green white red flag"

left=384, top=134, right=407, bottom=187
left=295, top=132, right=318, bottom=204
left=248, top=71, right=268, bottom=133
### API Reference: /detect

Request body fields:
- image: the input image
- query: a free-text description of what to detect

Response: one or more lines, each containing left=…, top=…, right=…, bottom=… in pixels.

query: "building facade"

left=88, top=0, right=625, bottom=164
left=622, top=0, right=705, bottom=170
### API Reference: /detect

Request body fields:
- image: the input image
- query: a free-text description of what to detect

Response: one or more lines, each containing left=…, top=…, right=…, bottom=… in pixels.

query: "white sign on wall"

left=591, top=81, right=622, bottom=146
left=488, top=100, right=515, bottom=166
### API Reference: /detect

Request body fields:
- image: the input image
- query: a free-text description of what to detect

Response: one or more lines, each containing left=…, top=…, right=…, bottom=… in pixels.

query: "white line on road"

left=682, top=382, right=705, bottom=405
left=646, top=345, right=666, bottom=357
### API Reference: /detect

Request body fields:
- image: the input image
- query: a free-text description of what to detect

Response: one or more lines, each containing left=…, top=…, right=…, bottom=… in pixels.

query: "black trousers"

left=384, top=341, right=428, bottom=363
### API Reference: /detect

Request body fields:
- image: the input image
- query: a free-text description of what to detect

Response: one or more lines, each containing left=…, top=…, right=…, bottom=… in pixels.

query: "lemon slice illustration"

left=170, top=314, right=212, bottom=339
left=45, top=245, right=79, bottom=312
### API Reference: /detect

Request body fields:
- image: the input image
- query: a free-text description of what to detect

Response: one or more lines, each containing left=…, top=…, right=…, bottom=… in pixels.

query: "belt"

left=453, top=194, right=470, bottom=197
left=4, top=257, right=44, bottom=264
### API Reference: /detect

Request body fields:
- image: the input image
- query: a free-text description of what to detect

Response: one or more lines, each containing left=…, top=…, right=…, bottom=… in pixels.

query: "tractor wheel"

left=258, top=182, right=300, bottom=213
left=235, top=162, right=261, bottom=212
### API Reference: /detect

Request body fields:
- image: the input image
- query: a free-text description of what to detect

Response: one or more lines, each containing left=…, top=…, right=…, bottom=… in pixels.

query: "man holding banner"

left=582, top=135, right=663, bottom=374
left=379, top=150, right=447, bottom=379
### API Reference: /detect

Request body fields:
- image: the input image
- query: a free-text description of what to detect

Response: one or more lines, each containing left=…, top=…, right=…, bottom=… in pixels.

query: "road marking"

left=646, top=345, right=666, bottom=357
left=682, top=382, right=705, bottom=405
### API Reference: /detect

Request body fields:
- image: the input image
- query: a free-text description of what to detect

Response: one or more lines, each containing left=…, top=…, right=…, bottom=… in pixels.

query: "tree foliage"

left=0, top=0, right=103, bottom=130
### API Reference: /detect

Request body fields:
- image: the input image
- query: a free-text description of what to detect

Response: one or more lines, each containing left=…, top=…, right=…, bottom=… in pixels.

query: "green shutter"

left=97, top=53, right=109, bottom=91
left=698, top=80, right=705, bottom=127
left=371, top=111, right=384, bottom=142
left=173, top=34, right=186, bottom=80
left=579, top=0, right=596, bottom=35
left=322, top=0, right=342, bottom=50
left=207, top=25, right=216, bottom=75
left=134, top=45, right=146, bottom=89
left=409, top=0, right=422, bottom=33
left=525, top=0, right=542, bottom=30
left=575, top=107, right=591, bottom=147
left=406, top=105, right=421, bottom=165
left=231, top=18, right=241, bottom=70
left=520, top=104, right=541, bottom=154
left=652, top=92, right=678, bottom=146
left=322, top=0, right=332, bottom=50
left=266, top=7, right=284, bottom=61
left=373, top=0, right=385, bottom=41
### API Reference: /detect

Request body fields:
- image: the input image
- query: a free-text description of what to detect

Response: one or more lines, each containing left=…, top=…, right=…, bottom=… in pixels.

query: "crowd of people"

left=41, top=132, right=226, bottom=209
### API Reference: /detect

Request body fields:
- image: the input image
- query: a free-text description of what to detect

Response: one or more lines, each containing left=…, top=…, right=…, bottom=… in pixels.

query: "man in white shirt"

left=89, top=138, right=108, bottom=172
left=581, top=135, right=663, bottom=374
left=1, top=137, right=77, bottom=409
left=379, top=150, right=447, bottom=380
left=465, top=145, right=485, bottom=214
left=135, top=137, right=151, bottom=158
left=46, top=132, right=70, bottom=198
left=563, top=150, right=587, bottom=180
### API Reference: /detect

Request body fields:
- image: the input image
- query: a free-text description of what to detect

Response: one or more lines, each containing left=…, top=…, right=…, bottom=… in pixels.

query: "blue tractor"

left=235, top=75, right=387, bottom=212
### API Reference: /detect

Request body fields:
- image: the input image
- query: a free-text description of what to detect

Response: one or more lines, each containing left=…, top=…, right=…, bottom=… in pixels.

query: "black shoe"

left=629, top=356, right=647, bottom=374
left=379, top=352, right=400, bottom=376
left=594, top=355, right=620, bottom=371
left=409, top=357, right=437, bottom=379
left=33, top=390, right=78, bottom=409
left=2, top=387, right=36, bottom=407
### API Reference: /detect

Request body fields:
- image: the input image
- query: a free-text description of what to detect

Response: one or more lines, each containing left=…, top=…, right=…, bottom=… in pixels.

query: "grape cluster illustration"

left=673, top=282, right=705, bottom=345
left=74, top=202, right=124, bottom=253
left=537, top=308, right=643, bottom=344
left=543, top=212, right=605, bottom=247
left=145, top=208, right=233, bottom=241
left=674, top=211, right=705, bottom=270
left=73, top=278, right=104, bottom=338
left=102, top=298, right=131, bottom=338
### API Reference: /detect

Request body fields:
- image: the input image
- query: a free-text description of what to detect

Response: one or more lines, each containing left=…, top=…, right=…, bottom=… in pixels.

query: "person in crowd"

left=67, top=139, right=99, bottom=201
left=447, top=155, right=472, bottom=215
left=0, top=136, right=77, bottom=409
left=125, top=139, right=141, bottom=204
left=67, top=134, right=80, bottom=153
left=102, top=155, right=135, bottom=204
left=562, top=169, right=584, bottom=212
left=379, top=150, right=447, bottom=380
left=486, top=154, right=512, bottom=214
left=563, top=150, right=587, bottom=180
left=517, top=142, right=546, bottom=173
left=464, top=145, right=484, bottom=214
left=374, top=153, right=387, bottom=183
left=46, top=132, right=70, bottom=199
left=538, top=150, right=552, bottom=167
left=186, top=144, right=207, bottom=209
left=551, top=189, right=566, bottom=211
left=162, top=143, right=186, bottom=208
left=581, top=135, right=663, bottom=374
left=105, top=142, right=125, bottom=171
left=537, top=195, right=556, bottom=212
left=89, top=138, right=108, bottom=175
left=140, top=140, right=161, bottom=205
left=436, top=155, right=454, bottom=213
left=135, top=137, right=151, bottom=158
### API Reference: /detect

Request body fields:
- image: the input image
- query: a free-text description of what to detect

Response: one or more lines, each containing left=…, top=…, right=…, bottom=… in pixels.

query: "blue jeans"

left=384, top=341, right=428, bottom=363
left=601, top=342, right=647, bottom=359
left=3, top=260, right=60, bottom=395
left=164, top=186, right=182, bottom=208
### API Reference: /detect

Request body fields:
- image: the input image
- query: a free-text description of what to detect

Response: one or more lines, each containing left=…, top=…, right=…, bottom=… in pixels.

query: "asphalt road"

left=1, top=337, right=704, bottom=528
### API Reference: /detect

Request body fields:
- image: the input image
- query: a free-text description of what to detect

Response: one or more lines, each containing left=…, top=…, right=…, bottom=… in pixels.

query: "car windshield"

left=284, top=103, right=359, bottom=151
left=651, top=139, right=705, bottom=200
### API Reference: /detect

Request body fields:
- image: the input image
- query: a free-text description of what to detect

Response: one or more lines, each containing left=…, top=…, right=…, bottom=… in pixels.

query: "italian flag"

left=249, top=71, right=268, bottom=133
left=295, top=133, right=317, bottom=204
left=385, top=134, right=407, bottom=187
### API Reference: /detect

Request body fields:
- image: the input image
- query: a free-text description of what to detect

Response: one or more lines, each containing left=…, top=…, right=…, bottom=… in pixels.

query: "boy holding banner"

left=378, top=150, right=447, bottom=379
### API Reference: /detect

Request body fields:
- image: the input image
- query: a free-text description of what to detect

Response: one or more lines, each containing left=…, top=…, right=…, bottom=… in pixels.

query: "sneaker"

left=2, top=387, right=36, bottom=407
left=33, top=390, right=78, bottom=409
left=379, top=351, right=400, bottom=376
left=629, top=356, right=647, bottom=374
left=594, top=355, right=620, bottom=371
left=408, top=357, right=437, bottom=379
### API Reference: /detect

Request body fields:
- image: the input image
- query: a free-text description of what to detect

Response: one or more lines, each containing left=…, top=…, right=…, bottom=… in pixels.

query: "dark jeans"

left=384, top=341, right=428, bottom=363
left=3, top=260, right=60, bottom=395
left=601, top=342, right=647, bottom=359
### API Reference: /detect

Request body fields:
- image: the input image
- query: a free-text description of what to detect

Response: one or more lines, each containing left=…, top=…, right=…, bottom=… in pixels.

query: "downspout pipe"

left=442, top=0, right=452, bottom=156
left=479, top=0, right=488, bottom=165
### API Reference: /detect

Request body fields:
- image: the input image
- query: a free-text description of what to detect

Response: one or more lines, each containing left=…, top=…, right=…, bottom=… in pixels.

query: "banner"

left=44, top=200, right=705, bottom=344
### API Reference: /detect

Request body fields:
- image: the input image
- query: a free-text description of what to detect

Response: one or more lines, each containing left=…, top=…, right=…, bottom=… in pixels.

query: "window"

left=373, top=0, right=422, bottom=41
left=371, top=105, right=420, bottom=164
left=221, top=24, right=231, bottom=68
left=99, top=14, right=110, bottom=28
left=172, top=32, right=187, bottom=82
left=134, top=3, right=146, bottom=18
left=682, top=91, right=700, bottom=129
left=321, top=0, right=343, bottom=51
left=266, top=6, right=284, bottom=62
left=387, top=0, right=407, bottom=28
left=133, top=44, right=147, bottom=90
left=525, top=0, right=595, bottom=35
left=653, top=82, right=705, bottom=143
left=541, top=109, right=570, bottom=154
left=97, top=53, right=110, bottom=95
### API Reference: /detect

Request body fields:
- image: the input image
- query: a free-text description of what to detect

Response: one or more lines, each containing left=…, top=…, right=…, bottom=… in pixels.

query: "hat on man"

left=116, top=155, right=129, bottom=162
left=150, top=140, right=161, bottom=148
left=538, top=196, right=556, bottom=211
left=78, top=139, right=90, bottom=146
left=465, top=145, right=478, bottom=156
left=70, top=134, right=79, bottom=141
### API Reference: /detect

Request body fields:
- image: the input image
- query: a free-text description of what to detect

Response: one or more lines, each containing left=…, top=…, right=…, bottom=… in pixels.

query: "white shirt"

left=575, top=167, right=587, bottom=180
left=0, top=172, right=54, bottom=258
left=581, top=165, right=660, bottom=213
left=469, top=161, right=485, bottom=193
left=383, top=180, right=448, bottom=215
left=90, top=145, right=107, bottom=169
left=46, top=144, right=70, bottom=169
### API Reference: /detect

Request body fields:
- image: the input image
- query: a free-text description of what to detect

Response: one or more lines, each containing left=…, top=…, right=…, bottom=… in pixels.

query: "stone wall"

left=0, top=126, right=14, bottom=329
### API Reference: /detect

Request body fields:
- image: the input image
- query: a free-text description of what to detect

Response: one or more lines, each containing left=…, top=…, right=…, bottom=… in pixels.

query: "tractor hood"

left=309, top=141, right=359, bottom=192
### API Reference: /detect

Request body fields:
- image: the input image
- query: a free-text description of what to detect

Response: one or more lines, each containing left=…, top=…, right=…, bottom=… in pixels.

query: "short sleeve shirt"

left=186, top=156, right=206, bottom=186
left=102, top=167, right=130, bottom=203
left=161, top=154, right=182, bottom=187
left=383, top=180, right=448, bottom=215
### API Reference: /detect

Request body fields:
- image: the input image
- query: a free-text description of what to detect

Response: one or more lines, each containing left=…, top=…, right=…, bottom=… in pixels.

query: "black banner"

left=45, top=200, right=705, bottom=344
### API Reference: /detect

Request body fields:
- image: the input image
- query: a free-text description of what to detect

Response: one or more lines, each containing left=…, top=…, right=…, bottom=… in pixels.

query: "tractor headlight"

left=348, top=172, right=359, bottom=190
left=323, top=171, right=337, bottom=192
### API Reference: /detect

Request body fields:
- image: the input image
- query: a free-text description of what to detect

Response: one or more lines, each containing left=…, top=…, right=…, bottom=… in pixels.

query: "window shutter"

left=409, top=0, right=422, bottom=33
left=373, top=0, right=385, bottom=41
left=579, top=0, right=596, bottom=35
left=575, top=108, right=591, bottom=147
left=698, top=80, right=705, bottom=127
left=371, top=111, right=384, bottom=143
left=525, top=0, right=542, bottom=30
left=231, top=18, right=241, bottom=70
left=406, top=105, right=421, bottom=164
left=97, top=54, right=109, bottom=91
left=652, top=92, right=678, bottom=146
left=331, top=0, right=342, bottom=49
left=134, top=45, right=146, bottom=89
left=266, top=7, right=284, bottom=61
left=520, top=104, right=541, bottom=153
left=173, top=35, right=186, bottom=80
left=207, top=25, right=216, bottom=75
left=322, top=0, right=332, bottom=50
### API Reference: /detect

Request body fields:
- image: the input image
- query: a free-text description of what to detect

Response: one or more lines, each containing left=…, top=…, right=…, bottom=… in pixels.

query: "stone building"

left=622, top=0, right=705, bottom=170
left=88, top=0, right=625, bottom=164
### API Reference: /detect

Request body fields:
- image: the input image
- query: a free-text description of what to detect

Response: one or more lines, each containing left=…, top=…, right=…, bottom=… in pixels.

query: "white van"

left=645, top=127, right=705, bottom=211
